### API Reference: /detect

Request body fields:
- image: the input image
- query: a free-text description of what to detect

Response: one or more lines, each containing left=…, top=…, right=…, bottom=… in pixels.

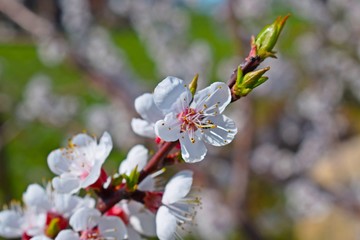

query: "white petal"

left=127, top=226, right=142, bottom=240
left=156, top=206, right=176, bottom=240
left=82, top=195, right=96, bottom=209
left=31, top=235, right=52, bottom=240
left=135, top=93, right=164, bottom=123
left=53, top=194, right=82, bottom=217
left=126, top=201, right=156, bottom=236
left=22, top=184, right=50, bottom=210
left=131, top=118, right=156, bottom=138
left=55, top=229, right=79, bottom=240
left=98, top=216, right=127, bottom=240
left=162, top=170, right=193, bottom=205
left=80, top=160, right=103, bottom=188
left=69, top=207, right=100, bottom=231
left=179, top=132, right=207, bottom=163
left=24, top=210, right=46, bottom=236
left=0, top=210, right=23, bottom=238
left=193, top=82, right=231, bottom=114
left=155, top=113, right=181, bottom=142
left=71, top=133, right=96, bottom=147
left=202, top=115, right=237, bottom=146
left=137, top=175, right=155, bottom=191
left=95, top=131, right=113, bottom=163
left=47, top=149, right=70, bottom=175
left=153, top=76, right=192, bottom=114
left=119, top=145, right=148, bottom=175
left=52, top=174, right=81, bottom=194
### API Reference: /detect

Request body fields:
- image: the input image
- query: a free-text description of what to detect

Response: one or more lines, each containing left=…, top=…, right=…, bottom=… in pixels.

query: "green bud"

left=234, top=65, right=244, bottom=89
left=189, top=73, right=199, bottom=96
left=232, top=66, right=244, bottom=97
left=111, top=174, right=124, bottom=187
left=255, top=15, right=289, bottom=59
left=233, top=67, right=270, bottom=97
left=124, top=166, right=140, bottom=192
left=243, top=67, right=270, bottom=88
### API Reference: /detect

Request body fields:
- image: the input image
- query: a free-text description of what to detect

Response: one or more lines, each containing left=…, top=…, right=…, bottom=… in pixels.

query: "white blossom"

left=0, top=205, right=47, bottom=239
left=56, top=207, right=127, bottom=240
left=156, top=170, right=199, bottom=240
left=47, top=132, right=112, bottom=194
left=154, top=77, right=237, bottom=162
left=0, top=183, right=94, bottom=239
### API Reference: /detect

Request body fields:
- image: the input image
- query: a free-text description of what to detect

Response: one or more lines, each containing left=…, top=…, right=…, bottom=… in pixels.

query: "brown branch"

left=0, top=0, right=54, bottom=38
left=138, top=141, right=178, bottom=182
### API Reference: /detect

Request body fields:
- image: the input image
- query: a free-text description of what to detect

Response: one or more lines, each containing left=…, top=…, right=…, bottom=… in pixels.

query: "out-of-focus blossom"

left=0, top=183, right=94, bottom=239
left=0, top=206, right=41, bottom=239
left=47, top=132, right=112, bottom=194
left=37, top=38, right=67, bottom=67
left=194, top=189, right=234, bottom=240
left=154, top=77, right=237, bottom=162
left=108, top=1, right=212, bottom=83
left=16, top=75, right=78, bottom=126
left=86, top=103, right=137, bottom=149
left=285, top=179, right=332, bottom=219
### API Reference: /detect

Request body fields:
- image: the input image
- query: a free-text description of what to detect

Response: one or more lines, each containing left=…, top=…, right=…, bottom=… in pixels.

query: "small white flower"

left=154, top=77, right=237, bottom=162
left=56, top=207, right=127, bottom=240
left=131, top=93, right=164, bottom=138
left=156, top=170, right=199, bottom=240
left=47, top=132, right=112, bottom=193
left=0, top=183, right=95, bottom=239
left=0, top=208, right=25, bottom=238
left=0, top=203, right=46, bottom=239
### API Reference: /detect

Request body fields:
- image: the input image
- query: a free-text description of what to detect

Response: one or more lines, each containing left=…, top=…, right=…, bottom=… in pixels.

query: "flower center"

left=45, top=211, right=68, bottom=238
left=80, top=227, right=102, bottom=240
left=178, top=108, right=217, bottom=143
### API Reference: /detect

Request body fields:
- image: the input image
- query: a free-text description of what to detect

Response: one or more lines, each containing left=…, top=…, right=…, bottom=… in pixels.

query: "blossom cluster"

left=0, top=14, right=287, bottom=239
left=0, top=76, right=237, bottom=240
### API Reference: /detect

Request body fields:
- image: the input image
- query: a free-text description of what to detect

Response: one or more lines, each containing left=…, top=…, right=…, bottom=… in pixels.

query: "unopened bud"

left=232, top=66, right=244, bottom=97
left=255, top=15, right=289, bottom=59
left=189, top=73, right=199, bottom=96
left=243, top=67, right=270, bottom=88
left=124, top=166, right=140, bottom=192
left=233, top=67, right=270, bottom=97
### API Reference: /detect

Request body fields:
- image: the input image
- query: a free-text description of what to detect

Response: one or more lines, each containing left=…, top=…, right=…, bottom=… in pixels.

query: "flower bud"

left=255, top=15, right=289, bottom=59
left=124, top=166, right=140, bottom=191
left=233, top=67, right=270, bottom=97
left=189, top=73, right=199, bottom=96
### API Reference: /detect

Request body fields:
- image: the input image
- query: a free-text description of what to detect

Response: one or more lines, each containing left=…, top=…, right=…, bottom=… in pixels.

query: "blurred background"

left=1, top=0, right=360, bottom=239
